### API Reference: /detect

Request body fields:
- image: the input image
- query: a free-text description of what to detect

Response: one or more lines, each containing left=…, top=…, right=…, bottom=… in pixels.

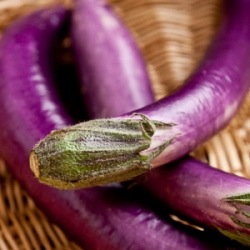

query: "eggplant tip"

left=29, top=151, right=40, bottom=178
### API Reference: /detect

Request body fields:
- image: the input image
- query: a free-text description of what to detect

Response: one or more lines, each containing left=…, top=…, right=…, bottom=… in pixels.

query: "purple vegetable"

left=141, top=156, right=250, bottom=246
left=71, top=0, right=153, bottom=118
left=65, top=0, right=250, bottom=246
left=0, top=6, right=229, bottom=250
left=30, top=0, right=250, bottom=189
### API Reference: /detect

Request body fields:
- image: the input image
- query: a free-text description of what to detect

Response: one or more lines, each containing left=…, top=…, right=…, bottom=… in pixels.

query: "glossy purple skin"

left=71, top=0, right=153, bottom=118
left=142, top=156, right=250, bottom=243
left=123, top=0, right=250, bottom=167
left=0, top=7, right=225, bottom=250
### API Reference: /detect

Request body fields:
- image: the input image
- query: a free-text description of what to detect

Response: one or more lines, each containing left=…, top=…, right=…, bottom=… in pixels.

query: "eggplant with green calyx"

left=141, top=156, right=250, bottom=247
left=31, top=0, right=250, bottom=189
left=0, top=6, right=230, bottom=250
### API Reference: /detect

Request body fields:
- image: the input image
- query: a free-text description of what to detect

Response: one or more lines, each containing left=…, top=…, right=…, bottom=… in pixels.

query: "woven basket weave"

left=1, top=0, right=250, bottom=249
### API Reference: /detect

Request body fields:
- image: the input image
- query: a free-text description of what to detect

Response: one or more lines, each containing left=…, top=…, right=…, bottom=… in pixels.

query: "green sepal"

left=218, top=228, right=250, bottom=246
left=225, top=193, right=250, bottom=205
left=30, top=114, right=175, bottom=189
left=221, top=192, right=250, bottom=246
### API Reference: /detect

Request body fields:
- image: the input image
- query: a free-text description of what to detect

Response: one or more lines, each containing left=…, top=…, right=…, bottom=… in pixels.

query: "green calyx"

left=221, top=193, right=250, bottom=246
left=30, top=114, right=175, bottom=189
left=217, top=228, right=250, bottom=246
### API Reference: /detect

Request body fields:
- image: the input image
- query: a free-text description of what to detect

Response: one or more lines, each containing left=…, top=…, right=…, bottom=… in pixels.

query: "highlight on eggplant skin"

left=30, top=0, right=250, bottom=189
left=0, top=5, right=239, bottom=250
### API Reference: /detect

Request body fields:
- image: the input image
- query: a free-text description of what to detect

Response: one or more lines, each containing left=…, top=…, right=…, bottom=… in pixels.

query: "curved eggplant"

left=71, top=0, right=153, bottom=118
left=31, top=0, right=250, bottom=189
left=0, top=6, right=230, bottom=250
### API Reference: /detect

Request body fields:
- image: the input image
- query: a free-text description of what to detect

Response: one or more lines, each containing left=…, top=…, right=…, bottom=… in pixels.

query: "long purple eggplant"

left=31, top=0, right=250, bottom=189
left=70, top=0, right=153, bottom=118
left=0, top=6, right=232, bottom=250
left=141, top=156, right=250, bottom=246
left=65, top=0, right=250, bottom=246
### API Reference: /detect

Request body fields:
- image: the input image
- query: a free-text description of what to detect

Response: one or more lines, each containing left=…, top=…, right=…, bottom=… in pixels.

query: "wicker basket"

left=1, top=0, right=249, bottom=249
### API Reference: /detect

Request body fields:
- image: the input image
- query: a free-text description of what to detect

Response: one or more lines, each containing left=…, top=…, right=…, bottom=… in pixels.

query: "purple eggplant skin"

left=20, top=2, right=250, bottom=249
left=0, top=6, right=231, bottom=250
left=30, top=0, right=250, bottom=189
left=70, top=0, right=153, bottom=119
left=129, top=0, right=250, bottom=167
left=140, top=156, right=250, bottom=246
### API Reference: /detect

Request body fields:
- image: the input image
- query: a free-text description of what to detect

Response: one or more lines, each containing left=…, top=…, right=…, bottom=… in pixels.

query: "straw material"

left=0, top=0, right=249, bottom=249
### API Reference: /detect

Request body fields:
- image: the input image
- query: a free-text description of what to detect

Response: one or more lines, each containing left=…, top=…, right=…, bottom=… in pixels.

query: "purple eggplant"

left=30, top=0, right=250, bottom=189
left=0, top=6, right=231, bottom=250
left=141, top=156, right=250, bottom=246
left=70, top=0, right=153, bottom=118
left=66, top=0, right=250, bottom=246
